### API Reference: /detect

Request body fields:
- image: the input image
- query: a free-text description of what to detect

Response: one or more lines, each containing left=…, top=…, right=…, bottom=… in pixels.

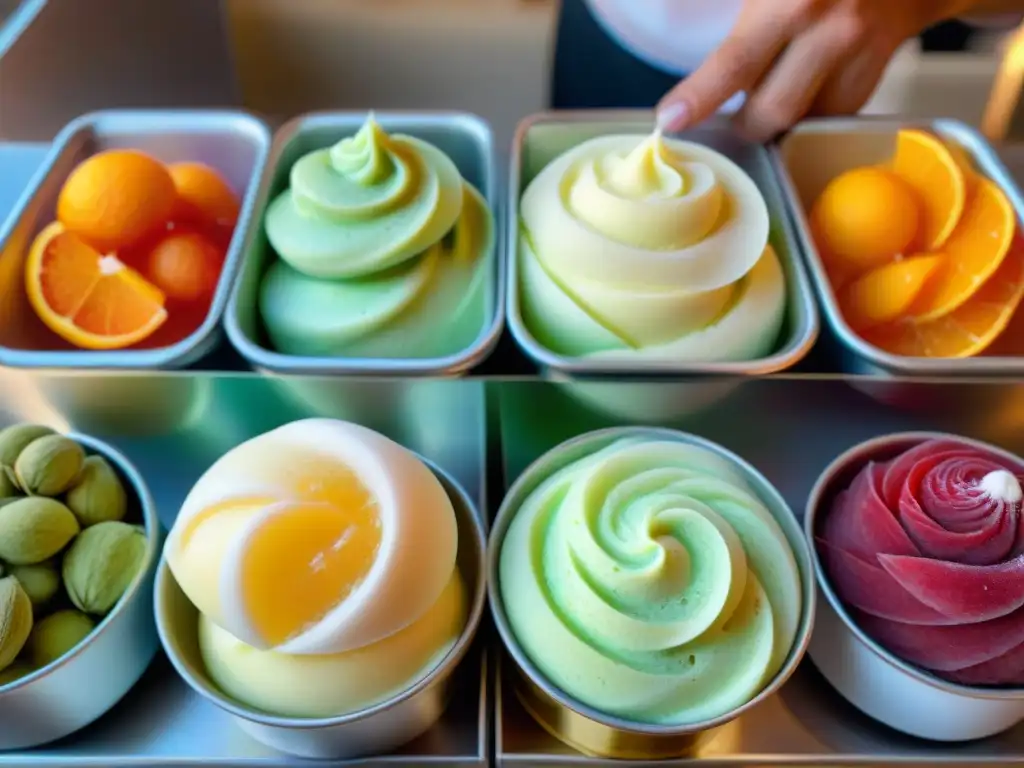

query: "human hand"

left=656, top=0, right=973, bottom=141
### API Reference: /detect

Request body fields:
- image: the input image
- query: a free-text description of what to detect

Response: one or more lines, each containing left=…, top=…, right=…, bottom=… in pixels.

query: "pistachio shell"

left=0, top=424, right=55, bottom=469
left=9, top=561, right=60, bottom=608
left=27, top=610, right=94, bottom=668
left=14, top=435, right=84, bottom=497
left=0, top=576, right=32, bottom=672
left=0, top=497, right=80, bottom=565
left=65, top=455, right=127, bottom=527
left=62, top=521, right=147, bottom=615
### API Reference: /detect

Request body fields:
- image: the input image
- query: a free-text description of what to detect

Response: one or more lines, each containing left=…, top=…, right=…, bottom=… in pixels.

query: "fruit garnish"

left=903, top=178, right=1016, bottom=323
left=57, top=150, right=176, bottom=252
left=891, top=128, right=967, bottom=251
left=26, top=222, right=167, bottom=350
left=861, top=237, right=1024, bottom=358
left=145, top=231, right=222, bottom=303
left=810, top=167, right=919, bottom=273
left=838, top=254, right=943, bottom=332
left=168, top=162, right=240, bottom=228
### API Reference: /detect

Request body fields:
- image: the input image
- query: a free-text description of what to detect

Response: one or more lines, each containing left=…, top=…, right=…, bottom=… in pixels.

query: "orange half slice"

left=26, top=222, right=168, bottom=350
left=892, top=129, right=967, bottom=251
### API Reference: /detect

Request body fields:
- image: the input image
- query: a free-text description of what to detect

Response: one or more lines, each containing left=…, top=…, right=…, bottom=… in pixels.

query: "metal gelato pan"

left=494, top=375, right=1024, bottom=766
left=771, top=116, right=1024, bottom=377
left=0, top=109, right=271, bottom=369
left=506, top=110, right=820, bottom=377
left=0, top=369, right=490, bottom=767
left=225, top=111, right=504, bottom=376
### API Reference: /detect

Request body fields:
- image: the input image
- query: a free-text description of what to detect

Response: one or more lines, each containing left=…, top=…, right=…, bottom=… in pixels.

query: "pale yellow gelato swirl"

left=500, top=436, right=802, bottom=724
left=520, top=132, right=785, bottom=360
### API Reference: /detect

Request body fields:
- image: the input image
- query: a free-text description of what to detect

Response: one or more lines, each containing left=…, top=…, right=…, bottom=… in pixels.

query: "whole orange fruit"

left=810, top=166, right=920, bottom=273
left=168, top=162, right=240, bottom=228
left=57, top=149, right=176, bottom=252
left=145, top=231, right=222, bottom=303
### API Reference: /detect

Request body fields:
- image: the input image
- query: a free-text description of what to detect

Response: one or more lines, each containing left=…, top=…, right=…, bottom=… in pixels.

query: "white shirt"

left=585, top=0, right=1023, bottom=76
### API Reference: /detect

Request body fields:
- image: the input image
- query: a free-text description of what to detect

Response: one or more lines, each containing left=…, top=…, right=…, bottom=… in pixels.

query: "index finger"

left=656, top=29, right=790, bottom=132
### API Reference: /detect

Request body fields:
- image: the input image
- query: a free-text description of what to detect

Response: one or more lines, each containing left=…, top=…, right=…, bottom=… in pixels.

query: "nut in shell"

left=0, top=497, right=80, bottom=565
left=8, top=561, right=60, bottom=608
left=14, top=435, right=84, bottom=497
left=0, top=576, right=32, bottom=671
left=65, top=455, right=127, bottom=527
left=0, top=424, right=55, bottom=470
left=27, top=609, right=94, bottom=669
left=62, top=521, right=147, bottom=615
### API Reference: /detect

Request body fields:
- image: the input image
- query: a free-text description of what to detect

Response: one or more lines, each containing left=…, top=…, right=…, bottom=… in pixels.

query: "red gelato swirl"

left=819, top=438, right=1024, bottom=686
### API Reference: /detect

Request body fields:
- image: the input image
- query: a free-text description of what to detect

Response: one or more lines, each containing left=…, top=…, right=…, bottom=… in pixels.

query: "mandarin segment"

left=810, top=166, right=920, bottom=272
left=862, top=238, right=1024, bottom=358
left=891, top=129, right=967, bottom=251
left=838, top=254, right=943, bottom=331
left=903, top=178, right=1015, bottom=323
left=25, top=222, right=167, bottom=350
left=57, top=149, right=176, bottom=251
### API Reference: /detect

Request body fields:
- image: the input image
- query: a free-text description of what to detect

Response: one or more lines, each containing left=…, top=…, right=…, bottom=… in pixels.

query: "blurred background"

left=1, top=0, right=1023, bottom=155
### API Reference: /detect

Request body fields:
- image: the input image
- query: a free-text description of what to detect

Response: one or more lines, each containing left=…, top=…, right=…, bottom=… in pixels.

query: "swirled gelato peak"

left=519, top=130, right=786, bottom=362
left=259, top=115, right=494, bottom=359
left=499, top=435, right=803, bottom=724
left=819, top=437, right=1024, bottom=685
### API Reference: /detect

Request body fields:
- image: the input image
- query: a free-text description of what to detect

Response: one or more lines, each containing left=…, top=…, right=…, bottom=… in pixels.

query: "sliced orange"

left=891, top=129, right=967, bottom=251
left=26, top=222, right=168, bottom=350
left=902, top=178, right=1016, bottom=323
left=838, top=253, right=943, bottom=331
left=861, top=237, right=1024, bottom=358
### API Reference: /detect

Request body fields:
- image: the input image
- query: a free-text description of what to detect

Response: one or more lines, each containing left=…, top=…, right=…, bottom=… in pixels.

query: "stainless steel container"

left=224, top=111, right=504, bottom=376
left=0, top=109, right=271, bottom=369
left=772, top=116, right=1024, bottom=377
left=806, top=431, right=1024, bottom=742
left=0, top=432, right=161, bottom=750
left=506, top=110, right=819, bottom=376
left=488, top=425, right=815, bottom=760
left=155, top=456, right=487, bottom=760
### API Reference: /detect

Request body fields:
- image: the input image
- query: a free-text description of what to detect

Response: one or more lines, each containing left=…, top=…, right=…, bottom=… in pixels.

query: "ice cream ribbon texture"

left=519, top=131, right=786, bottom=361
left=165, top=419, right=461, bottom=657
left=260, top=116, right=493, bottom=358
left=499, top=436, right=803, bottom=724
left=819, top=438, right=1024, bottom=685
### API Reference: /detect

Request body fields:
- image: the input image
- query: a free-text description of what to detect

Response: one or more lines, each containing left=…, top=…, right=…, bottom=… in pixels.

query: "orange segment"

left=903, top=178, right=1016, bottom=323
left=861, top=238, right=1024, bottom=358
left=25, top=222, right=167, bottom=350
left=838, top=254, right=943, bottom=331
left=891, top=129, right=967, bottom=251
left=238, top=455, right=381, bottom=647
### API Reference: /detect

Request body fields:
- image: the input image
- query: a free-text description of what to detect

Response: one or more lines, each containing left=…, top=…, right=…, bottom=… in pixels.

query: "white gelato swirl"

left=520, top=132, right=786, bottom=361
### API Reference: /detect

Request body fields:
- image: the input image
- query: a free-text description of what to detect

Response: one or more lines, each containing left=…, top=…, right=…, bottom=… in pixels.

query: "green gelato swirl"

left=499, top=436, right=803, bottom=725
left=259, top=116, right=493, bottom=359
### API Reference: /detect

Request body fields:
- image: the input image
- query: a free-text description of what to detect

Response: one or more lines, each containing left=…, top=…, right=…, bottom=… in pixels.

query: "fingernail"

left=656, top=101, right=690, bottom=131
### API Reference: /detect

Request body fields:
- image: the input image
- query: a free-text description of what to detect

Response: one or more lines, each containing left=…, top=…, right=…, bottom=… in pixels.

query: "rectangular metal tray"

left=771, top=116, right=1024, bottom=377
left=495, top=375, right=1024, bottom=765
left=0, top=109, right=272, bottom=370
left=225, top=111, right=505, bottom=377
left=505, top=110, right=820, bottom=377
left=0, top=369, right=491, bottom=766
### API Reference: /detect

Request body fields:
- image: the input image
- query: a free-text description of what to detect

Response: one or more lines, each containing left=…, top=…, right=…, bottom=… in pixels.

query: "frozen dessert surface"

left=200, top=570, right=466, bottom=718
left=819, top=437, right=1024, bottom=685
left=259, top=116, right=493, bottom=359
left=166, top=418, right=459, bottom=657
left=499, top=436, right=802, bottom=724
left=519, top=131, right=785, bottom=362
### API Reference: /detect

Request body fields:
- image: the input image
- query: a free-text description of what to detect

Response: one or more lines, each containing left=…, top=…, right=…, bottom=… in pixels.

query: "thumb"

left=656, top=33, right=784, bottom=132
